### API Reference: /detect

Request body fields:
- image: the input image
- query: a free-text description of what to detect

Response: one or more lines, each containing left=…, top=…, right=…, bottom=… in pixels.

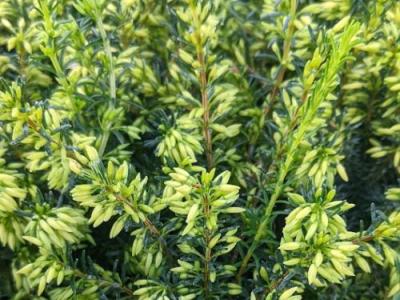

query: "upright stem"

left=48, top=52, right=71, bottom=95
left=263, top=66, right=286, bottom=117
left=248, top=90, right=309, bottom=208
left=237, top=121, right=305, bottom=280
left=96, top=17, right=116, bottom=105
left=190, top=2, right=213, bottom=296
left=198, top=49, right=213, bottom=170
left=263, top=0, right=297, bottom=118
left=40, top=1, right=75, bottom=110
left=237, top=19, right=360, bottom=279
left=237, top=172, right=286, bottom=280
left=96, top=15, right=116, bottom=157
left=198, top=40, right=212, bottom=300
left=18, top=47, right=26, bottom=77
left=247, top=0, right=297, bottom=169
left=189, top=0, right=212, bottom=170
left=98, top=130, right=110, bottom=158
left=202, top=193, right=211, bottom=299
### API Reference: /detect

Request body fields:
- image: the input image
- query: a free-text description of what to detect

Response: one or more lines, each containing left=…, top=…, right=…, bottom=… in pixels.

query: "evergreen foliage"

left=0, top=0, right=399, bottom=299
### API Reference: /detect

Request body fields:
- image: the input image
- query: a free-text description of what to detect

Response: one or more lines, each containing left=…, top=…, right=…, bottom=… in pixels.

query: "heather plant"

left=0, top=0, right=399, bottom=299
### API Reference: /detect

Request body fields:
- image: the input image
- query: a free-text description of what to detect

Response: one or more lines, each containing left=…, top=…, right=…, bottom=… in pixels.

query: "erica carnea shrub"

left=0, top=0, right=399, bottom=299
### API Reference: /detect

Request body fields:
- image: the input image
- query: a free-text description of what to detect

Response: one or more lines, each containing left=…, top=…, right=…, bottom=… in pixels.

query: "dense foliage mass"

left=0, top=0, right=399, bottom=299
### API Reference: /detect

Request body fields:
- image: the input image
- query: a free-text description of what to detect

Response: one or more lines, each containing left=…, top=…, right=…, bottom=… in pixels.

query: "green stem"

left=237, top=23, right=360, bottom=281
left=40, top=1, right=74, bottom=104
left=190, top=0, right=213, bottom=170
left=96, top=17, right=116, bottom=104
left=98, top=130, right=110, bottom=158
left=203, top=193, right=211, bottom=299
left=237, top=150, right=290, bottom=281
left=189, top=3, right=212, bottom=296
left=238, top=98, right=328, bottom=280
left=263, top=0, right=297, bottom=118
left=96, top=15, right=116, bottom=157
left=198, top=48, right=213, bottom=170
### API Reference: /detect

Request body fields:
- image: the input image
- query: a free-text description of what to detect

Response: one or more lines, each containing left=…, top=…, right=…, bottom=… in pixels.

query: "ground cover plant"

left=0, top=0, right=399, bottom=299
